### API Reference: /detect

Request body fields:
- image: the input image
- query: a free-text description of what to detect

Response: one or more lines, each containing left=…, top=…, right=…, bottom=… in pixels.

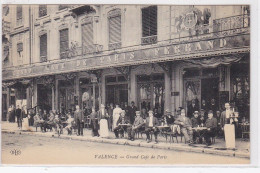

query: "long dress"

left=99, top=109, right=109, bottom=138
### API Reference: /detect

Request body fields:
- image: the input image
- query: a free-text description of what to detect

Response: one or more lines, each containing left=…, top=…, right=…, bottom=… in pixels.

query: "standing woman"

left=89, top=107, right=100, bottom=137
left=98, top=104, right=109, bottom=138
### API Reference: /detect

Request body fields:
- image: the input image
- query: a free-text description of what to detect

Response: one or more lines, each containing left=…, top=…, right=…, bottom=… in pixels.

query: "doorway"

left=37, top=84, right=52, bottom=112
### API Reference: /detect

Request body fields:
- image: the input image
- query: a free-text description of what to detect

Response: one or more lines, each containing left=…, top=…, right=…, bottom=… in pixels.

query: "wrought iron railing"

left=213, top=14, right=250, bottom=33
left=108, top=42, right=121, bottom=50
left=141, top=35, right=157, bottom=45
left=82, top=44, right=103, bottom=55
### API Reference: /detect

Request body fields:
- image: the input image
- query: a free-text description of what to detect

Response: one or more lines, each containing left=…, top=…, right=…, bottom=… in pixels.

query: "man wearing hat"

left=127, top=111, right=145, bottom=141
left=162, top=109, right=175, bottom=125
left=145, top=110, right=160, bottom=143
left=204, top=110, right=217, bottom=146
left=113, top=110, right=130, bottom=138
left=191, top=111, right=200, bottom=143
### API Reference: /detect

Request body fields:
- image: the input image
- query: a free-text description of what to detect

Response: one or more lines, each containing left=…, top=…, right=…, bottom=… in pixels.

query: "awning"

left=182, top=54, right=246, bottom=68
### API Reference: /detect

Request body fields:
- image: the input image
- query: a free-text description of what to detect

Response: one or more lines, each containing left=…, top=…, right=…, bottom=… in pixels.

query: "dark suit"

left=174, top=116, right=193, bottom=142
left=204, top=117, right=218, bottom=145
left=74, top=110, right=84, bottom=135
left=145, top=116, right=160, bottom=141
left=16, top=108, right=22, bottom=128
left=114, top=116, right=130, bottom=138
left=89, top=112, right=100, bottom=137
left=220, top=110, right=232, bottom=128
left=128, top=106, right=137, bottom=124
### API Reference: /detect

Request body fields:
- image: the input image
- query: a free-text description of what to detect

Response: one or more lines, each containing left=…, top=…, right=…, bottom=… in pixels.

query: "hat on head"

left=208, top=110, right=213, bottom=114
left=136, top=111, right=141, bottom=114
left=194, top=111, right=199, bottom=114
left=148, top=110, right=153, bottom=114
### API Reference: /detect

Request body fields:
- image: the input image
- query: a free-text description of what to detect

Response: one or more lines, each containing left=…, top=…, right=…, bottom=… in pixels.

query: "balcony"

left=141, top=35, right=157, bottom=45
left=60, top=44, right=103, bottom=59
left=108, top=42, right=121, bottom=50
left=213, top=14, right=250, bottom=33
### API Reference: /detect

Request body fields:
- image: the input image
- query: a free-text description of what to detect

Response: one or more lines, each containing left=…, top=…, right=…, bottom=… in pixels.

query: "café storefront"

left=2, top=27, right=250, bottom=118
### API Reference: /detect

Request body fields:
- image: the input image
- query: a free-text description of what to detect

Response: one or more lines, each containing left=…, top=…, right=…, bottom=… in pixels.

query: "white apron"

left=100, top=119, right=109, bottom=138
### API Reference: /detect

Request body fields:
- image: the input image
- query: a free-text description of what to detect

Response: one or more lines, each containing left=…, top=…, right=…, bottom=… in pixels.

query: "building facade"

left=2, top=5, right=250, bottom=120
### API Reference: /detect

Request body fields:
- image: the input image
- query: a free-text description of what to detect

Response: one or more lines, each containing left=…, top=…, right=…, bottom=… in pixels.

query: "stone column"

left=55, top=79, right=59, bottom=110
left=164, top=71, right=171, bottom=112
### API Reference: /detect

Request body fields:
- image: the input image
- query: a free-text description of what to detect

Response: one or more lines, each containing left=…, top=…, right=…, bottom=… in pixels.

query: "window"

left=40, top=34, right=47, bottom=62
left=39, top=5, right=47, bottom=17
left=16, top=5, right=23, bottom=26
left=142, top=6, right=157, bottom=37
left=82, top=20, right=93, bottom=55
left=17, top=43, right=23, bottom=53
left=108, top=9, right=122, bottom=50
left=59, top=29, right=69, bottom=59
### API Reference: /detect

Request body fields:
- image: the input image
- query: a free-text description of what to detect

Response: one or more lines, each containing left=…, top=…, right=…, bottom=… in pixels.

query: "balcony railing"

left=213, top=14, right=250, bottom=33
left=40, top=56, right=47, bottom=62
left=141, top=35, right=157, bottom=45
left=2, top=20, right=11, bottom=35
left=60, top=44, right=103, bottom=59
left=108, top=42, right=121, bottom=50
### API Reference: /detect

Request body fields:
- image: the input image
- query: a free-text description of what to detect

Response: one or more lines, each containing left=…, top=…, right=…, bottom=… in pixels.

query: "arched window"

left=108, top=9, right=121, bottom=50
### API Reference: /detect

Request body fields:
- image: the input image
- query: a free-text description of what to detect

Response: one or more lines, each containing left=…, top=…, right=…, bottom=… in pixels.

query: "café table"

left=192, top=127, right=208, bottom=143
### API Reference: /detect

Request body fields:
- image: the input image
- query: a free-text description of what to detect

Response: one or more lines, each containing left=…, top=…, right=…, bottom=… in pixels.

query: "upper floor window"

left=40, top=33, right=47, bottom=62
left=16, top=5, right=23, bottom=26
left=17, top=42, right=23, bottom=58
left=108, top=9, right=122, bottom=50
left=59, top=5, right=71, bottom=11
left=81, top=17, right=94, bottom=55
left=142, top=6, right=157, bottom=36
left=39, top=5, right=47, bottom=17
left=59, top=28, right=69, bottom=59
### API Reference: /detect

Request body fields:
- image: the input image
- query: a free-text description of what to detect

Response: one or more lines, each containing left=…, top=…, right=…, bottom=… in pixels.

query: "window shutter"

left=16, top=6, right=22, bottom=20
left=40, top=34, right=47, bottom=59
left=142, top=6, right=157, bottom=37
left=59, top=29, right=69, bottom=58
left=82, top=22, right=93, bottom=47
left=109, top=15, right=121, bottom=43
left=39, top=5, right=47, bottom=17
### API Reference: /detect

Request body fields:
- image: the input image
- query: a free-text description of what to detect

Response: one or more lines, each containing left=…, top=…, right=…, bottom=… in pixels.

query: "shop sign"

left=2, top=34, right=249, bottom=81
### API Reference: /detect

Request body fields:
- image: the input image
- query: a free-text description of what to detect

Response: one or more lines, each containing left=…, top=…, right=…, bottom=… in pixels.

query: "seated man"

left=114, top=110, right=130, bottom=138
left=163, top=109, right=175, bottom=125
left=145, top=110, right=160, bottom=143
left=204, top=110, right=217, bottom=146
left=33, top=112, right=44, bottom=132
left=64, top=113, right=75, bottom=135
left=191, top=111, right=201, bottom=143
left=127, top=111, right=144, bottom=141
left=174, top=109, right=193, bottom=144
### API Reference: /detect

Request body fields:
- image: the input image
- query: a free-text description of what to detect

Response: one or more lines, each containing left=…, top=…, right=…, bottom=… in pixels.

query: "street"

left=1, top=133, right=249, bottom=165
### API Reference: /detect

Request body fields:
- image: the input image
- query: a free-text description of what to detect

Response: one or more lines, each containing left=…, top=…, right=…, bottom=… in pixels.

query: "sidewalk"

left=1, top=121, right=250, bottom=159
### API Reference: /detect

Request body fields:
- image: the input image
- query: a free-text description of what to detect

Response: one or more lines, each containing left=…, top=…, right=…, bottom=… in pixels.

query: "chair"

left=241, top=123, right=250, bottom=140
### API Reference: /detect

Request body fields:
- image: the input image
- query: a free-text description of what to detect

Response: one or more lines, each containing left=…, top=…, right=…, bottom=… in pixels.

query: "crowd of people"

left=7, top=100, right=241, bottom=146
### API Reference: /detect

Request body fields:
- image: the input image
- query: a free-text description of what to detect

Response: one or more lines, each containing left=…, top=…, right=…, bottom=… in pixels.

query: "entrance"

left=58, top=80, right=75, bottom=113
left=37, top=84, right=52, bottom=112
left=137, top=74, right=165, bottom=116
left=184, top=68, right=219, bottom=117
left=105, top=75, right=128, bottom=106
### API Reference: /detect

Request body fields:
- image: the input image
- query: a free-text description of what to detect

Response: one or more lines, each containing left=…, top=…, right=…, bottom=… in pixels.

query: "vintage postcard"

left=1, top=2, right=252, bottom=165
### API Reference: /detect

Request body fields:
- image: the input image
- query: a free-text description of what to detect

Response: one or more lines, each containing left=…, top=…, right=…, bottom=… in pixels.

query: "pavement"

left=1, top=121, right=250, bottom=159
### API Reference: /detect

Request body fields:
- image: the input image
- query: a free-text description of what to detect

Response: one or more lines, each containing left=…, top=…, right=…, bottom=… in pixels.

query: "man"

left=107, top=103, right=114, bottom=131
left=187, top=99, right=199, bottom=118
left=204, top=110, right=218, bottom=146
left=127, top=111, right=144, bottom=141
left=201, top=99, right=207, bottom=112
left=15, top=105, right=22, bottom=130
left=162, top=109, right=175, bottom=125
left=209, top=99, right=217, bottom=116
left=191, top=111, right=200, bottom=143
left=114, top=110, right=130, bottom=138
left=174, top=109, right=193, bottom=144
left=140, top=108, right=148, bottom=119
left=89, top=107, right=100, bottom=137
left=128, top=101, right=137, bottom=124
left=145, top=110, right=160, bottom=143
left=220, top=103, right=233, bottom=129
left=74, top=105, right=84, bottom=136
left=33, top=111, right=45, bottom=132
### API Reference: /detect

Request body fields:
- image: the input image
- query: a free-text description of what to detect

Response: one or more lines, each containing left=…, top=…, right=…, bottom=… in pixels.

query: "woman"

left=89, top=107, right=100, bottom=137
left=98, top=104, right=109, bottom=138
